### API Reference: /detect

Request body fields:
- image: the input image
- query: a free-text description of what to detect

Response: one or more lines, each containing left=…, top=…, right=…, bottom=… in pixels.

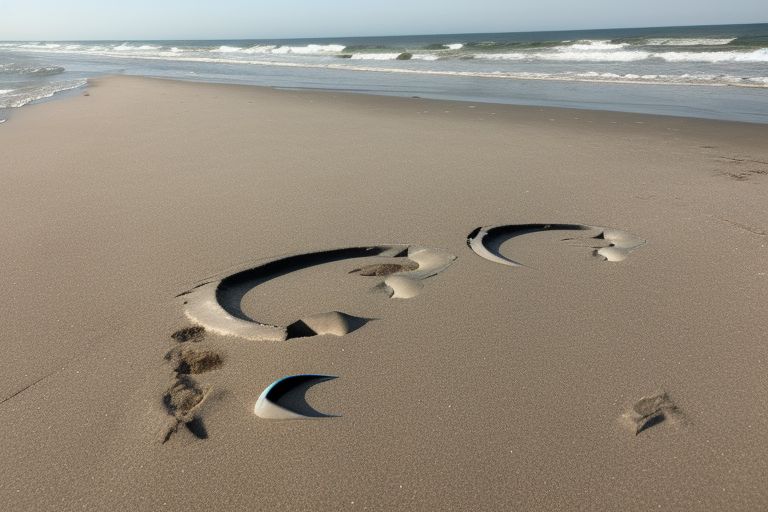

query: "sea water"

left=1, top=23, right=767, bottom=123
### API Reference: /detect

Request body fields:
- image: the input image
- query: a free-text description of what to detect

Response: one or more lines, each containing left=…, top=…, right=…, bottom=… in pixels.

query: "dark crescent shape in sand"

left=467, top=224, right=593, bottom=267
left=467, top=223, right=646, bottom=266
left=179, top=244, right=456, bottom=341
left=254, top=374, right=339, bottom=420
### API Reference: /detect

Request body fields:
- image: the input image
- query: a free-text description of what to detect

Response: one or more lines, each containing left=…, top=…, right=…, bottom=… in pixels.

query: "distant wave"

left=348, top=52, right=439, bottom=61
left=272, top=44, right=346, bottom=54
left=114, top=43, right=161, bottom=51
left=658, top=48, right=768, bottom=63
left=474, top=50, right=650, bottom=62
left=349, top=53, right=402, bottom=60
left=728, top=35, right=768, bottom=48
left=564, top=40, right=629, bottom=50
left=644, top=38, right=736, bottom=46
left=212, top=44, right=344, bottom=55
left=463, top=40, right=563, bottom=50
left=474, top=47, right=768, bottom=63
left=18, top=43, right=62, bottom=49
left=213, top=44, right=273, bottom=54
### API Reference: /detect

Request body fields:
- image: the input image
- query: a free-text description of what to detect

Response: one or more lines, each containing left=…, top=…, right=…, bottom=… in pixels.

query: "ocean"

left=1, top=23, right=767, bottom=123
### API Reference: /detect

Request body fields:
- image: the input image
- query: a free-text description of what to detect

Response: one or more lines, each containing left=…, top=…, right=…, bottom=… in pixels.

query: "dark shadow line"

left=0, top=373, right=55, bottom=406
left=636, top=414, right=666, bottom=435
left=468, top=223, right=592, bottom=266
left=216, top=246, right=407, bottom=321
left=266, top=375, right=339, bottom=418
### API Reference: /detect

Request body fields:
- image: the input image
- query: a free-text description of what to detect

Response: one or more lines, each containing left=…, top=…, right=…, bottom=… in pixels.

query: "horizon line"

left=1, top=21, right=766, bottom=43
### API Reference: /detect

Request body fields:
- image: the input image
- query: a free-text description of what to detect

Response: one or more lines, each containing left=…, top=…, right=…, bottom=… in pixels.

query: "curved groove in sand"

left=180, top=244, right=456, bottom=341
left=254, top=374, right=338, bottom=420
left=467, top=223, right=645, bottom=267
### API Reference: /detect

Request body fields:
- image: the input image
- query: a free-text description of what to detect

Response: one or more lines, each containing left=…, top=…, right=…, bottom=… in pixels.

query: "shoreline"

left=7, top=73, right=768, bottom=129
left=2, top=65, right=768, bottom=124
left=1, top=75, right=766, bottom=510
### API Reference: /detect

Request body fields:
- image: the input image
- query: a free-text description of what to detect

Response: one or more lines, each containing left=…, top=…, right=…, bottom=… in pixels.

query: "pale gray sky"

left=1, top=0, right=766, bottom=40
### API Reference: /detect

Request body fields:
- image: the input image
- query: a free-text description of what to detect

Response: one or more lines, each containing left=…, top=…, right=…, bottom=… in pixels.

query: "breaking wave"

left=0, top=79, right=87, bottom=109
left=644, top=38, right=736, bottom=46
left=4, top=38, right=766, bottom=64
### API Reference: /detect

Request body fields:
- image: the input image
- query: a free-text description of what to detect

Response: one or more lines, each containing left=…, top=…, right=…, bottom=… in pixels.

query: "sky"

left=1, top=0, right=766, bottom=40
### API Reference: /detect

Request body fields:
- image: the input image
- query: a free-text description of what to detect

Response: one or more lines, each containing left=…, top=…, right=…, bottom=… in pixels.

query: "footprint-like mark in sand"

left=715, top=155, right=768, bottom=181
left=467, top=223, right=645, bottom=266
left=178, top=244, right=456, bottom=341
left=161, top=326, right=225, bottom=442
left=161, top=373, right=212, bottom=442
left=254, top=375, right=338, bottom=420
left=623, top=392, right=684, bottom=435
left=170, top=326, right=205, bottom=343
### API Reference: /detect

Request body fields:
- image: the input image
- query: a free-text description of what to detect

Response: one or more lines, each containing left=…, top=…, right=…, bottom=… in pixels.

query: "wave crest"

left=0, top=79, right=87, bottom=109
left=0, top=63, right=65, bottom=76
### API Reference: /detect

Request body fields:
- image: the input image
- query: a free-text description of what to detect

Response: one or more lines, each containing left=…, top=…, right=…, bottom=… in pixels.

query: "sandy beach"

left=1, top=76, right=767, bottom=510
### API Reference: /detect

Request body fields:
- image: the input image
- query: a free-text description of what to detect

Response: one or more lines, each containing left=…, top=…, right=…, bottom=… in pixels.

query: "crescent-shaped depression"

left=254, top=374, right=338, bottom=420
left=180, top=244, right=456, bottom=341
left=467, top=223, right=645, bottom=266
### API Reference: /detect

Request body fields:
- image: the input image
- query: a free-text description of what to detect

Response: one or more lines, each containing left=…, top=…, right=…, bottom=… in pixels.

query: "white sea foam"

left=474, top=53, right=527, bottom=60
left=0, top=63, right=65, bottom=75
left=645, top=38, right=736, bottom=46
left=543, top=50, right=650, bottom=62
left=160, top=47, right=186, bottom=57
left=657, top=48, right=768, bottom=63
left=444, top=43, right=464, bottom=50
left=348, top=52, right=437, bottom=61
left=565, top=40, right=629, bottom=50
left=0, top=79, right=87, bottom=108
left=242, top=45, right=278, bottom=54
left=19, top=43, right=61, bottom=49
left=113, top=43, right=160, bottom=51
left=350, top=53, right=402, bottom=60
left=0, top=89, right=13, bottom=95
left=271, top=44, right=345, bottom=54
left=214, top=45, right=244, bottom=53
left=474, top=48, right=767, bottom=63
left=347, top=52, right=437, bottom=61
left=214, top=45, right=277, bottom=54
left=475, top=50, right=649, bottom=62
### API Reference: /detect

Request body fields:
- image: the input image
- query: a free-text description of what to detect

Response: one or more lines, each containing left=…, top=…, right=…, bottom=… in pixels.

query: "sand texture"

left=1, top=76, right=767, bottom=511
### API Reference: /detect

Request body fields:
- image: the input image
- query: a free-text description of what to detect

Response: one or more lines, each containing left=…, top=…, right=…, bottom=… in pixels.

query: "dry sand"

left=1, top=76, right=767, bottom=511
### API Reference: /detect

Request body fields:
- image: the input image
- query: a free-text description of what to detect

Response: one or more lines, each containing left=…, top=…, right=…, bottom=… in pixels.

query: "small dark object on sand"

left=171, top=326, right=205, bottom=343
